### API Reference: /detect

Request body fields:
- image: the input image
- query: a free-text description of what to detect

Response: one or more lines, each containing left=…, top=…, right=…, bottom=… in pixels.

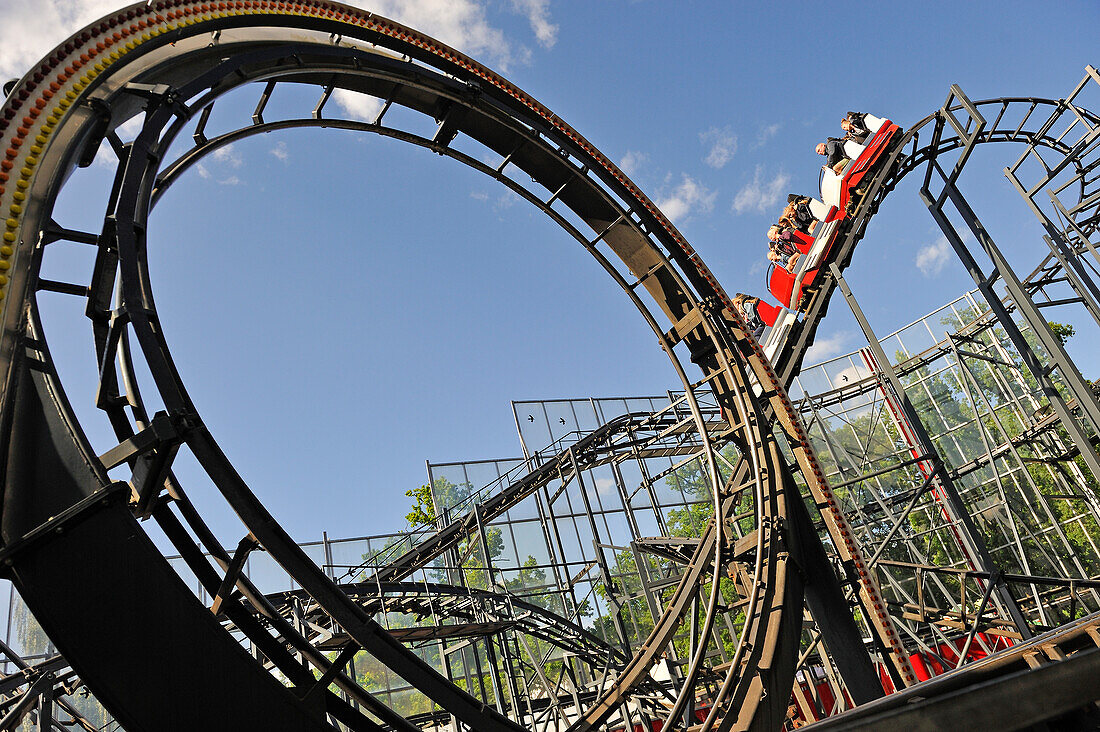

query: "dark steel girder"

left=1, top=2, right=1097, bottom=730
left=0, top=3, right=803, bottom=730
left=267, top=580, right=630, bottom=669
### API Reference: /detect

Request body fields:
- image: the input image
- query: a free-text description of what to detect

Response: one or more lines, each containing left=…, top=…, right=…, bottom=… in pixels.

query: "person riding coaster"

left=767, top=211, right=837, bottom=304
left=731, top=293, right=781, bottom=340
left=781, top=194, right=832, bottom=232
left=816, top=137, right=865, bottom=176
left=768, top=243, right=800, bottom=272
left=842, top=111, right=886, bottom=143
left=779, top=194, right=817, bottom=234
left=818, top=113, right=901, bottom=212
left=768, top=112, right=901, bottom=315
left=767, top=224, right=813, bottom=272
left=768, top=224, right=814, bottom=251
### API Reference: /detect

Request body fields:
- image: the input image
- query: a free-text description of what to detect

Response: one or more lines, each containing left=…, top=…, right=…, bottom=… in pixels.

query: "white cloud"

left=116, top=113, right=145, bottom=140
left=916, top=235, right=952, bottom=277
left=619, top=150, right=648, bottom=178
left=731, top=166, right=790, bottom=215
left=494, top=190, right=520, bottom=211
left=657, top=174, right=716, bottom=223
left=92, top=141, right=117, bottom=168
left=805, top=331, right=853, bottom=364
left=212, top=145, right=242, bottom=168
left=832, top=363, right=872, bottom=385
left=509, top=0, right=557, bottom=48
left=366, top=0, right=518, bottom=69
left=331, top=89, right=385, bottom=121
left=0, top=0, right=528, bottom=88
left=470, top=191, right=490, bottom=202
left=0, top=0, right=122, bottom=80
left=753, top=122, right=781, bottom=149
left=270, top=141, right=289, bottom=162
left=594, top=477, right=617, bottom=496
left=699, top=126, right=737, bottom=169
left=183, top=144, right=242, bottom=183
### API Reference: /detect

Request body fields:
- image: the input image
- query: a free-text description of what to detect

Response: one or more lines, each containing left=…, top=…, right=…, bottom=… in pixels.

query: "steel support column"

left=919, top=176, right=1100, bottom=524
left=829, top=263, right=1032, bottom=638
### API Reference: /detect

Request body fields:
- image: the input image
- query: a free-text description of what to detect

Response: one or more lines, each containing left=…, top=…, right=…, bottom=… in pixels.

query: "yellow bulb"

left=8, top=204, right=21, bottom=215
left=5, top=219, right=17, bottom=229
left=15, top=179, right=28, bottom=190
left=2, top=233, right=15, bottom=243
left=12, top=192, right=24, bottom=202
left=0, top=246, right=12, bottom=256
left=0, top=261, right=10, bottom=271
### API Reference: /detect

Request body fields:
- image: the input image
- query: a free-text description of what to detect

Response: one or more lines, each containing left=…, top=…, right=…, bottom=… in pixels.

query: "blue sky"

left=2, top=0, right=1099, bottom=545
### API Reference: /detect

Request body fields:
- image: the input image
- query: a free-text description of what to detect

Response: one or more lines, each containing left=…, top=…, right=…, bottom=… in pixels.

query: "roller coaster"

left=0, top=2, right=1099, bottom=730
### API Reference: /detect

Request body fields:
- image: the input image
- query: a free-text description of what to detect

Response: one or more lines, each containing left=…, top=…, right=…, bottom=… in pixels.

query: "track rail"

left=0, top=2, right=807, bottom=730
left=0, top=3, right=1096, bottom=731
left=271, top=580, right=629, bottom=668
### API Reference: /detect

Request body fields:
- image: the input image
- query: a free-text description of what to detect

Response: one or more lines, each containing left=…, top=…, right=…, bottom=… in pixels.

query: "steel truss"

left=0, top=1, right=1097, bottom=730
left=0, top=3, right=813, bottom=731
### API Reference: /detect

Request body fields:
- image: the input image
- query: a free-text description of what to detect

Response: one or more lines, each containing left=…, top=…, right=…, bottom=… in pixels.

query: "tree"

left=404, top=483, right=436, bottom=526
left=804, top=309, right=1100, bottom=629
left=1048, top=321, right=1075, bottom=346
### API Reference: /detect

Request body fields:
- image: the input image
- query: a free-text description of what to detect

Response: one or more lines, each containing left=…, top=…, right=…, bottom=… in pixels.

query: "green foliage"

left=377, top=313, right=1100, bottom=708
left=665, top=457, right=711, bottom=539
left=404, top=483, right=436, bottom=526
left=587, top=453, right=754, bottom=659
left=352, top=475, right=561, bottom=714
left=1048, top=321, right=1075, bottom=347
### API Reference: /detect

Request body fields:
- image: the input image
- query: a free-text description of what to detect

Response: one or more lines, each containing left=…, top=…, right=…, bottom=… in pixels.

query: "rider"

left=842, top=111, right=888, bottom=145
left=768, top=240, right=801, bottom=272
left=767, top=225, right=804, bottom=271
left=778, top=194, right=817, bottom=234
left=732, top=293, right=780, bottom=340
left=815, top=137, right=850, bottom=174
left=841, top=112, right=871, bottom=143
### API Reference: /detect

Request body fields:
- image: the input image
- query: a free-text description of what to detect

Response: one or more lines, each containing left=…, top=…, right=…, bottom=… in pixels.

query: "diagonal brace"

left=211, top=534, right=259, bottom=617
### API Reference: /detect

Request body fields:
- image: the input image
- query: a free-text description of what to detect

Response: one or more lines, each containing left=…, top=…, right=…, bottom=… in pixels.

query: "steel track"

left=0, top=2, right=1096, bottom=730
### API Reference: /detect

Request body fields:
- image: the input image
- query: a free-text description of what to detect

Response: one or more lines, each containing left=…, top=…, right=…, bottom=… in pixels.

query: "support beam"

left=829, top=263, right=1032, bottom=639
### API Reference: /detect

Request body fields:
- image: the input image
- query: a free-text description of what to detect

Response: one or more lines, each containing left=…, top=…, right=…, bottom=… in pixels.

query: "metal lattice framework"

left=0, top=2, right=1098, bottom=730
